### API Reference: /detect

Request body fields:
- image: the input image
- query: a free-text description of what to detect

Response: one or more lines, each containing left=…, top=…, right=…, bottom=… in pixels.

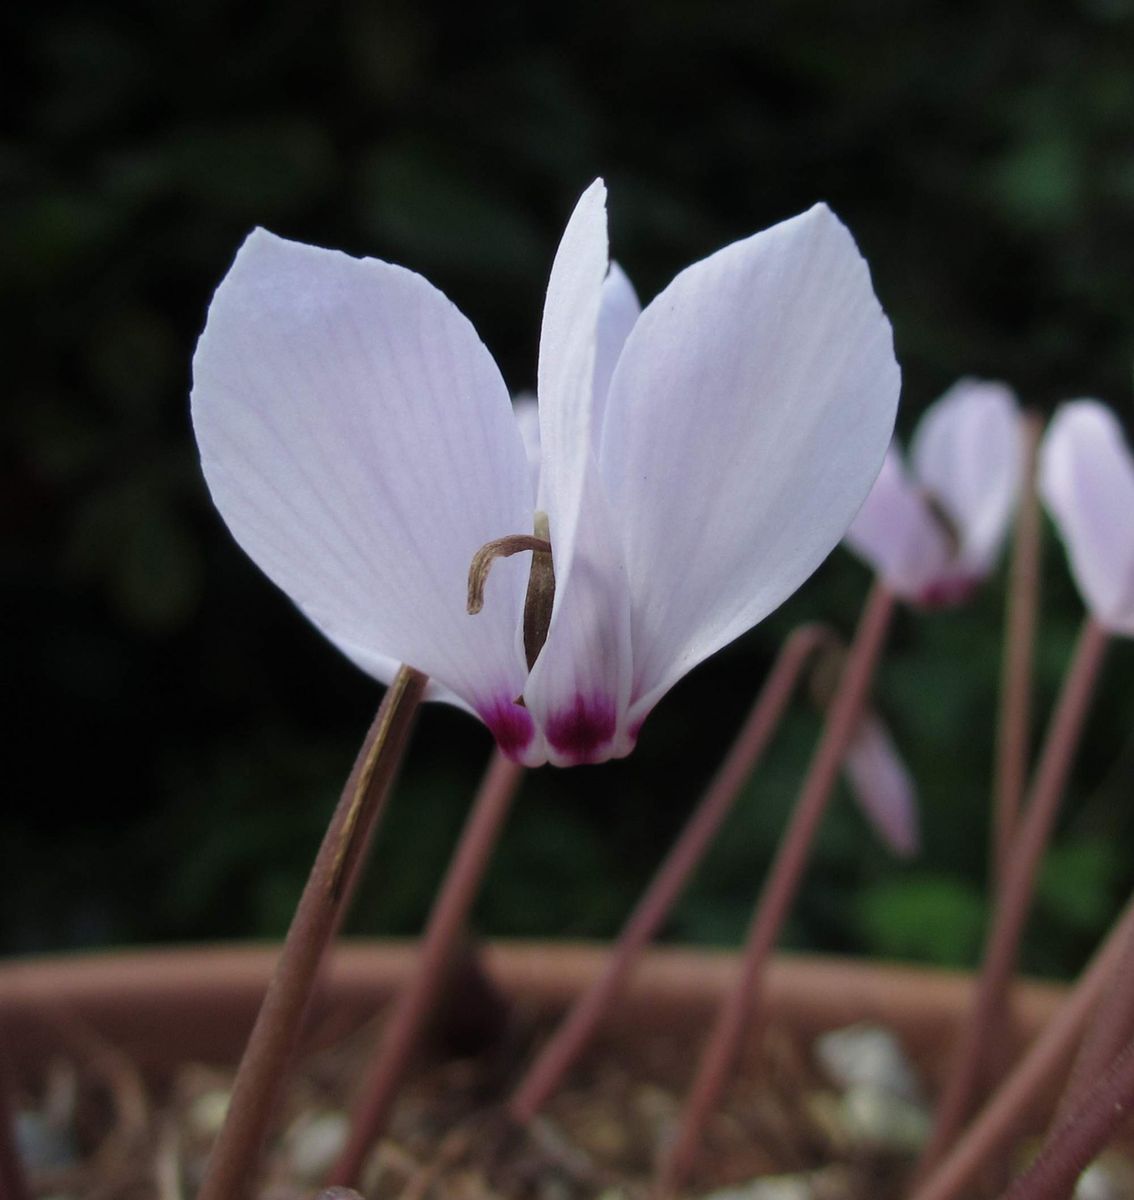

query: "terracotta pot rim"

left=0, top=939, right=1066, bottom=1083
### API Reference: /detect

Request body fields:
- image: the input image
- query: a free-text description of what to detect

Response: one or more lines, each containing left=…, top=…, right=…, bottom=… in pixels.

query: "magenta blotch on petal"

left=479, top=697, right=537, bottom=764
left=916, top=575, right=981, bottom=610
left=545, top=694, right=618, bottom=766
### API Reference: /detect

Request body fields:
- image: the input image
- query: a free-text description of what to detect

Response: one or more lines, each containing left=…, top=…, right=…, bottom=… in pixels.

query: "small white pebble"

left=187, top=1088, right=231, bottom=1138
left=287, top=1111, right=349, bottom=1182
left=698, top=1173, right=815, bottom=1200
left=698, top=1167, right=854, bottom=1200
left=814, top=1024, right=922, bottom=1101
left=838, top=1084, right=929, bottom=1152
left=1075, top=1152, right=1134, bottom=1200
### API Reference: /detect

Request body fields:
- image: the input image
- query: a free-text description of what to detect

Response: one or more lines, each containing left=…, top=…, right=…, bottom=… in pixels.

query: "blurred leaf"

left=987, top=134, right=1084, bottom=230
left=858, top=875, right=987, bottom=966
left=1036, top=836, right=1122, bottom=933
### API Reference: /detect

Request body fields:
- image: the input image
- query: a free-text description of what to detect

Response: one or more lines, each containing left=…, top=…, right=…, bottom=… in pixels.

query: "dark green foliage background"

left=5, top=0, right=1133, bottom=975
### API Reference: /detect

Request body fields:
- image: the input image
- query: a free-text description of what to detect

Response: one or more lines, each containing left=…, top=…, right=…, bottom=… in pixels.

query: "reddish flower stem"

left=999, top=1035, right=1134, bottom=1200
left=659, top=581, right=897, bottom=1195
left=1055, top=899, right=1134, bottom=1127
left=915, top=617, right=1110, bottom=1178
left=992, top=410, right=1045, bottom=892
left=909, top=891, right=1134, bottom=1200
left=508, top=624, right=835, bottom=1125
left=0, top=1045, right=31, bottom=1200
left=197, top=666, right=427, bottom=1200
left=329, top=749, right=526, bottom=1186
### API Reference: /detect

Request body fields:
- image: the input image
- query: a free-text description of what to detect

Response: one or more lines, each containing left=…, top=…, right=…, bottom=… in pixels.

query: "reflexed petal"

left=844, top=449, right=952, bottom=600
left=191, top=229, right=534, bottom=730
left=329, top=631, right=471, bottom=712
left=1039, top=401, right=1134, bottom=635
left=911, top=379, right=1022, bottom=577
left=600, top=204, right=900, bottom=722
left=844, top=714, right=919, bottom=857
left=591, top=262, right=640, bottom=436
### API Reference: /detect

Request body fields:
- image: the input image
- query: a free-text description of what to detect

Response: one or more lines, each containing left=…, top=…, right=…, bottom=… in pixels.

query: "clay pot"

left=0, top=940, right=1065, bottom=1093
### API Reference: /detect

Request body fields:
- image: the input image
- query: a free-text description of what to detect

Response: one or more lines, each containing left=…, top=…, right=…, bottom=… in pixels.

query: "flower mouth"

left=922, top=489, right=962, bottom=558
left=467, top=512, right=556, bottom=671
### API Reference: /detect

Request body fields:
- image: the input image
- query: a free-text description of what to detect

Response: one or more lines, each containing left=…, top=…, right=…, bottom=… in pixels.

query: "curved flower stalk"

left=845, top=379, right=1023, bottom=607
left=1039, top=400, right=1134, bottom=636
left=915, top=405, right=1128, bottom=1176
left=192, top=180, right=899, bottom=766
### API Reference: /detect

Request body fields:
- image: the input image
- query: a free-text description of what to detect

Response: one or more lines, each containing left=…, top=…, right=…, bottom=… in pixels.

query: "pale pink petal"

left=512, top=262, right=637, bottom=504
left=329, top=632, right=471, bottom=712
left=512, top=393, right=541, bottom=498
left=536, top=178, right=609, bottom=578
left=523, top=472, right=634, bottom=765
left=844, top=447, right=952, bottom=600
left=600, top=204, right=900, bottom=727
left=1040, top=401, right=1134, bottom=635
left=843, top=714, right=920, bottom=857
left=591, top=261, right=640, bottom=436
left=191, top=229, right=534, bottom=741
left=911, top=379, right=1022, bottom=579
left=526, top=184, right=634, bottom=765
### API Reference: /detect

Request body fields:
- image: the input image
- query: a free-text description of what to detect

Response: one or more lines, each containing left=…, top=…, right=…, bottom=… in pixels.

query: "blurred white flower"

left=191, top=181, right=899, bottom=766
left=1039, top=400, right=1134, bottom=636
left=845, top=380, right=1022, bottom=607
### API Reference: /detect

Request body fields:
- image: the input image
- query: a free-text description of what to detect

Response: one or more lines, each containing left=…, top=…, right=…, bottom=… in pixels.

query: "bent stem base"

left=910, top=891, right=1134, bottom=1200
left=658, top=581, right=896, bottom=1195
left=916, top=617, right=1109, bottom=1179
left=329, top=750, right=526, bottom=1186
left=196, top=666, right=427, bottom=1200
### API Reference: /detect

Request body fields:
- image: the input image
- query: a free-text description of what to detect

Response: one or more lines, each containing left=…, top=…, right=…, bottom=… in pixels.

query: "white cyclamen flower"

left=191, top=180, right=899, bottom=766
left=845, top=380, right=1022, bottom=606
left=1039, top=400, right=1134, bottom=636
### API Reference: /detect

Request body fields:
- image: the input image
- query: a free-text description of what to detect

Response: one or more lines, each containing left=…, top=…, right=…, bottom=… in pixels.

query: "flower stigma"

left=467, top=511, right=556, bottom=671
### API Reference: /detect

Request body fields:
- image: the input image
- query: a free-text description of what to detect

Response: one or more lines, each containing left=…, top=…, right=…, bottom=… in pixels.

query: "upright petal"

left=523, top=472, right=634, bottom=765
left=1039, top=401, right=1134, bottom=636
left=844, top=448, right=952, bottom=600
left=600, top=204, right=900, bottom=723
left=536, top=178, right=609, bottom=573
left=512, top=393, right=542, bottom=498
left=191, top=229, right=534, bottom=735
left=910, top=379, right=1022, bottom=578
left=591, top=262, right=640, bottom=437
left=529, top=183, right=634, bottom=765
